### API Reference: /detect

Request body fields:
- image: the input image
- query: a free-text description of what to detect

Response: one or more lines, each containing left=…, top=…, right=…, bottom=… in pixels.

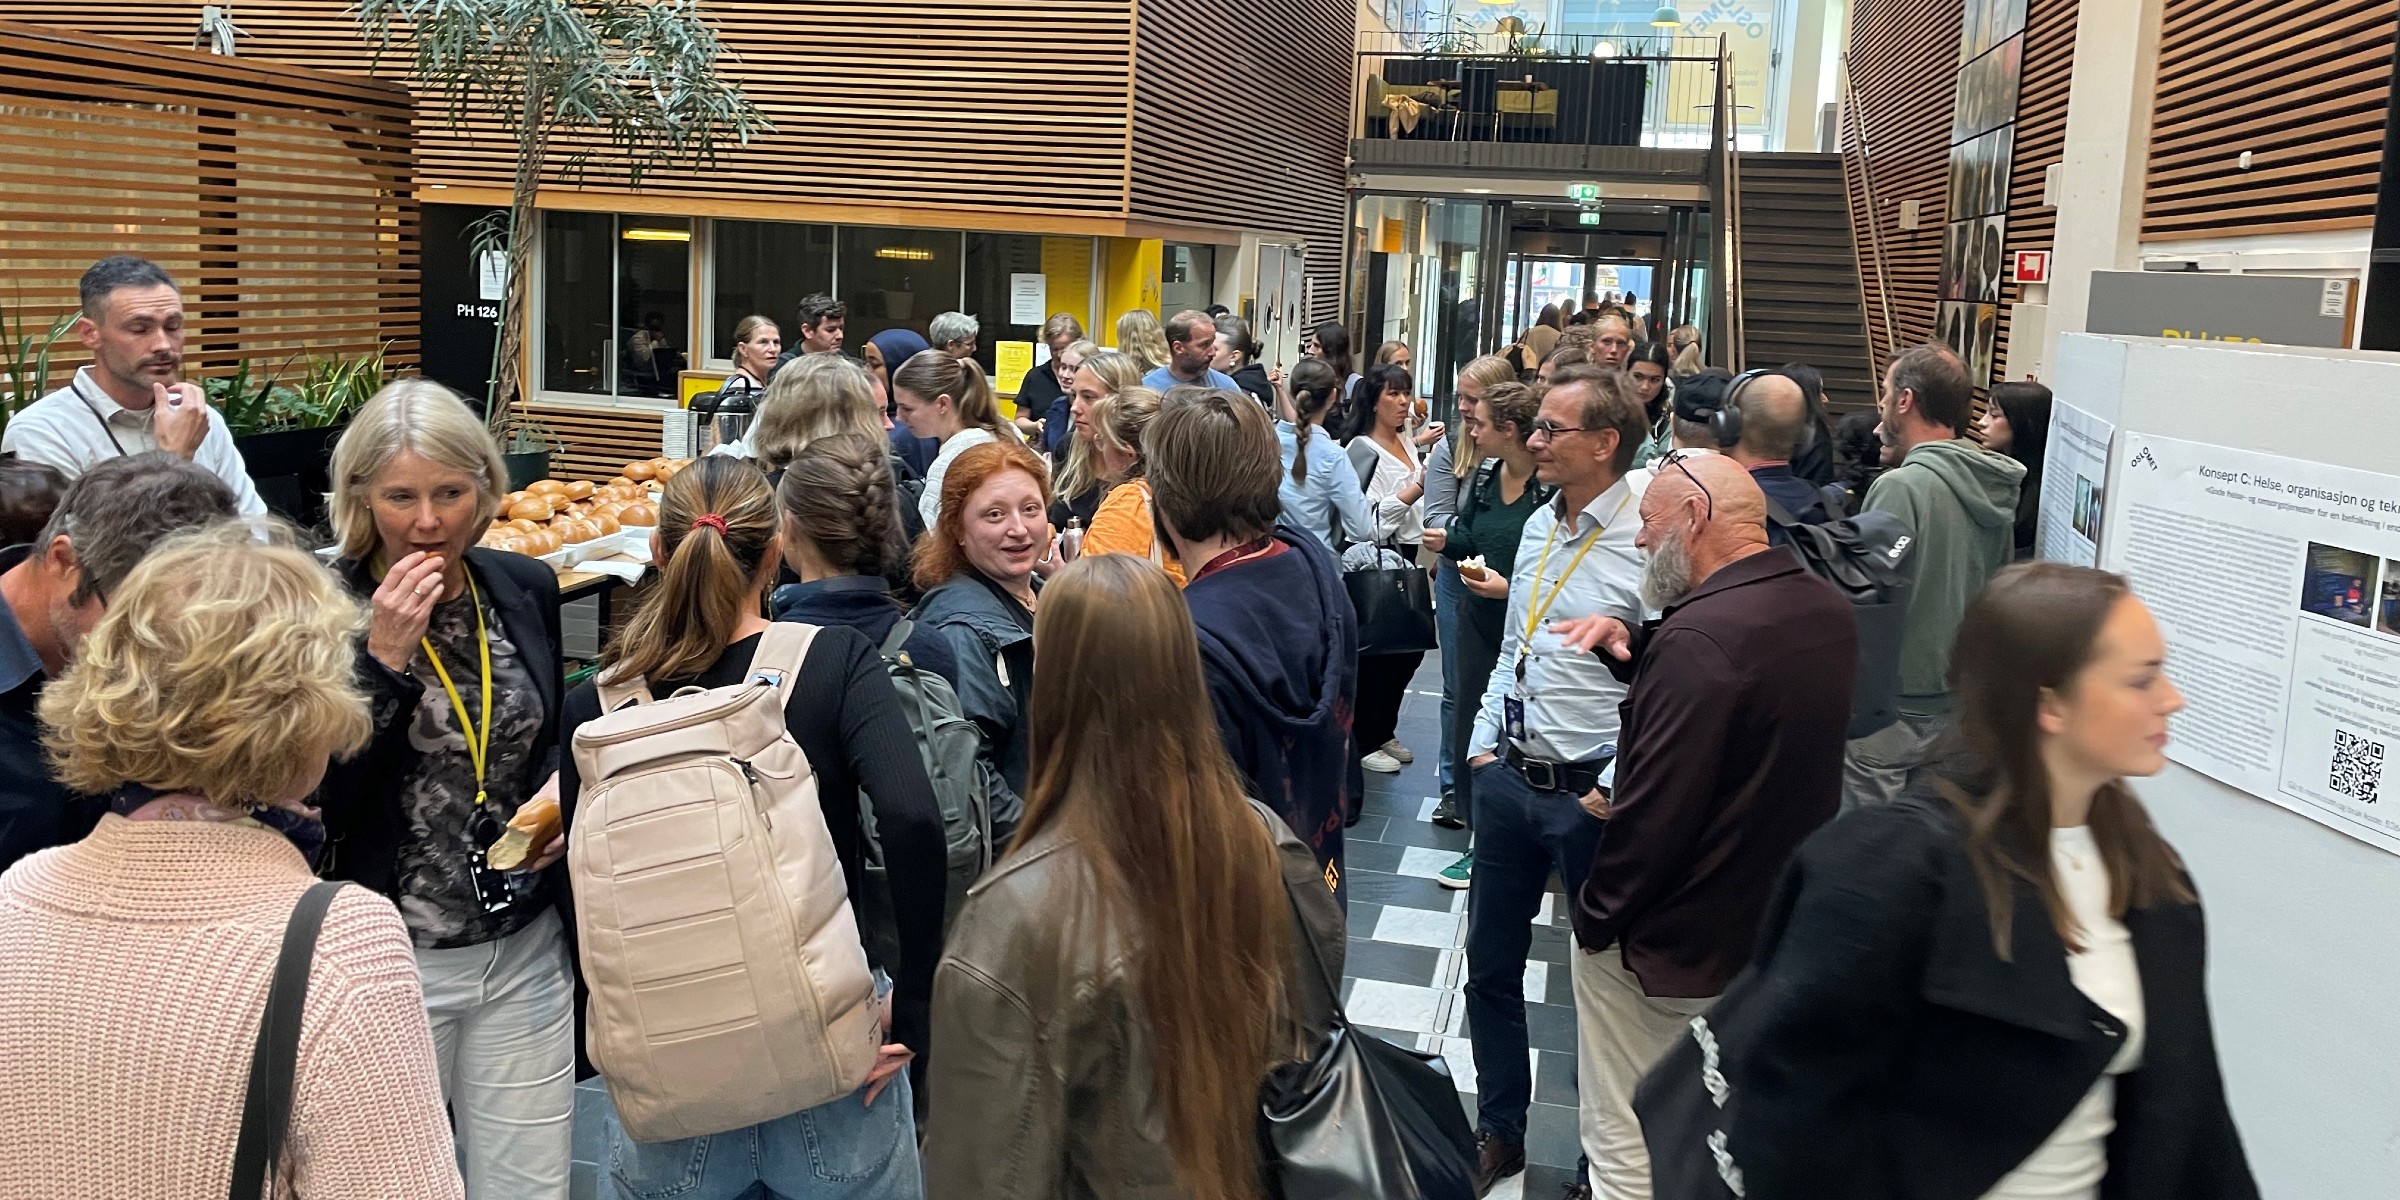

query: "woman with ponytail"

left=925, top=554, right=1343, bottom=1200
left=894, top=348, right=1021, bottom=531
left=559, top=457, right=947, bottom=1200
left=1074, top=385, right=1182, bottom=583
left=1730, top=563, right=2254, bottom=1200
left=1273, top=356, right=1371, bottom=552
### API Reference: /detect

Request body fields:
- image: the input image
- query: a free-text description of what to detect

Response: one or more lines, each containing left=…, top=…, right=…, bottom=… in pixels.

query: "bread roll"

left=593, top=513, right=622, bottom=535
left=485, top=794, right=562, bottom=870
left=527, top=479, right=569, bottom=497
left=623, top=461, right=657, bottom=482
left=618, top=502, right=657, bottom=526
left=507, top=498, right=550, bottom=522
left=566, top=479, right=595, bottom=500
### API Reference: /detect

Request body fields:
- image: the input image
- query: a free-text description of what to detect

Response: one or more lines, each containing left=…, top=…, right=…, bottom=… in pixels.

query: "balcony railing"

left=1353, top=32, right=1726, bottom=150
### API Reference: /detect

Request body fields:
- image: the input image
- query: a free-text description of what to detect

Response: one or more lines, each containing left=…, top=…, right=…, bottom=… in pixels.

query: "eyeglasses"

left=1660, top=450, right=1715, bottom=521
left=1529, top=420, right=1588, bottom=439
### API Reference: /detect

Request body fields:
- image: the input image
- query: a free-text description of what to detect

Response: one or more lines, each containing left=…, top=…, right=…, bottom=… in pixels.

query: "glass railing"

left=1353, top=32, right=1725, bottom=149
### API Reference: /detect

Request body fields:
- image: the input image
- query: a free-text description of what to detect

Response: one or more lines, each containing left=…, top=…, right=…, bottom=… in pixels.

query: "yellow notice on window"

left=995, top=340, right=1035, bottom=401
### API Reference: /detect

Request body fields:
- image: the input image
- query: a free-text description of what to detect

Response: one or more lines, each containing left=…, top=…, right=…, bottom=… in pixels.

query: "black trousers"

left=1355, top=649, right=1427, bottom=753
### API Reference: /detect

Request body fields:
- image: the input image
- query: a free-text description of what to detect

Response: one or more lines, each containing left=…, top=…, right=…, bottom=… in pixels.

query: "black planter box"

left=233, top=424, right=345, bottom=531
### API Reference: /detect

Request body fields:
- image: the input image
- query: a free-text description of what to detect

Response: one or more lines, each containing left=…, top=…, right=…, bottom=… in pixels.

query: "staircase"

left=1731, top=152, right=1877, bottom=412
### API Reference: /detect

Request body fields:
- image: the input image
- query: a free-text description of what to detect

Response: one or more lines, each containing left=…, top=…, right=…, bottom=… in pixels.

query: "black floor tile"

left=1357, top=789, right=1426, bottom=819
left=1344, top=839, right=1406, bottom=874
left=1534, top=1049, right=1579, bottom=1107
left=1349, top=868, right=1457, bottom=913
left=1378, top=817, right=1472, bottom=852
left=1344, top=936, right=1442, bottom=987
left=1524, top=1000, right=1580, bottom=1054
left=1342, top=899, right=1380, bottom=936
left=1527, top=922, right=1573, bottom=966
left=1525, top=1099, right=1584, bottom=1170
left=1345, top=814, right=1391, bottom=844
left=1358, top=1024, right=1421, bottom=1048
left=1523, top=1160, right=1585, bottom=1196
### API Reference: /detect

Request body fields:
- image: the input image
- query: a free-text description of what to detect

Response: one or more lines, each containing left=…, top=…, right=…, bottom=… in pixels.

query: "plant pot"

left=503, top=449, right=553, bottom=490
left=232, top=423, right=348, bottom=530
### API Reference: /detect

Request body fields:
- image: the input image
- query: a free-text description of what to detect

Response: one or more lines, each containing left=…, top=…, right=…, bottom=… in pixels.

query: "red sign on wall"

left=2013, top=250, right=2051, bottom=284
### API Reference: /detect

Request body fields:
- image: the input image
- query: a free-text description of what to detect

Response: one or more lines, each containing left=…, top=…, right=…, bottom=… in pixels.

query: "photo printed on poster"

left=1944, top=0, right=2025, bottom=388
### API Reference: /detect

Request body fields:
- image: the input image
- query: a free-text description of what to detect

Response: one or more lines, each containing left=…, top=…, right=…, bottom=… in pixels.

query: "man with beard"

left=1549, top=451, right=1854, bottom=1200
left=3, top=257, right=265, bottom=515
left=1461, top=362, right=1648, bottom=1197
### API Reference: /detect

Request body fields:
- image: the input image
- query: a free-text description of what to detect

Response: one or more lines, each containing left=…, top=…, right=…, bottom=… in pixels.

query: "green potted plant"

left=0, top=293, right=76, bottom=421
left=219, top=346, right=391, bottom=527
left=358, top=0, right=768, bottom=478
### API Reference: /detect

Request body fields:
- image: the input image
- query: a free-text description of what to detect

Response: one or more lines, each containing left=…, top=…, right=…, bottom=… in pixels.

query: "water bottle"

left=1061, top=517, right=1085, bottom=561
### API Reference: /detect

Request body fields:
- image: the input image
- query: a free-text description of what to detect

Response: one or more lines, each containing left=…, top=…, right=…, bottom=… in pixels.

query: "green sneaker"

left=1436, top=849, right=1473, bottom=890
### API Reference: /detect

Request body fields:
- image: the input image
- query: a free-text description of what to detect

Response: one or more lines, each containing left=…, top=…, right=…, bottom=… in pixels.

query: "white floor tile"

left=1416, top=794, right=1444, bottom=824
left=1485, top=1175, right=1525, bottom=1200
left=1373, top=905, right=1463, bottom=949
left=1346, top=979, right=1446, bottom=1034
left=1397, top=845, right=1464, bottom=879
left=1523, top=960, right=1550, bottom=1004
left=1436, top=1035, right=1478, bottom=1095
left=1533, top=892, right=1555, bottom=926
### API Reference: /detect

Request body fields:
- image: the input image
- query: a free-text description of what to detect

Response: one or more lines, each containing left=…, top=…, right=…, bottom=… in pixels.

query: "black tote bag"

left=1258, top=861, right=1476, bottom=1200
left=1343, top=555, right=1439, bottom=656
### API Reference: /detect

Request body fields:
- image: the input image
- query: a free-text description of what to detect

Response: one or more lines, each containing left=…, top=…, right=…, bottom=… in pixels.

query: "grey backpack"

left=855, top=619, right=992, bottom=967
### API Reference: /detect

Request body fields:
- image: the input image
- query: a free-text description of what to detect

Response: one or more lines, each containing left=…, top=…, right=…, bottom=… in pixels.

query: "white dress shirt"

left=1470, top=473, right=1648, bottom=766
left=1, top=368, right=267, bottom=516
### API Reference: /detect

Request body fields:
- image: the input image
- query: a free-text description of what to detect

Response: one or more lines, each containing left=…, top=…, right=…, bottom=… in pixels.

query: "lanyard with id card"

left=1505, top=496, right=1628, bottom=749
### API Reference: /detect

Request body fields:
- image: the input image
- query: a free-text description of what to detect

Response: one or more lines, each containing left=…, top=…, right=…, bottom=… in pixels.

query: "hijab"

left=866, top=328, right=931, bottom=414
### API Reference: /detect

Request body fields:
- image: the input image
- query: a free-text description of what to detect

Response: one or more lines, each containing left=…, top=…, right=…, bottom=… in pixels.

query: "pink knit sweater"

left=0, top=815, right=464, bottom=1199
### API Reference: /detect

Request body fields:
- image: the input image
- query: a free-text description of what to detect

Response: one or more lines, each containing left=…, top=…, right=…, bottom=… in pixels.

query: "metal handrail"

left=1714, top=34, right=1746, bottom=372
left=1838, top=54, right=1899, bottom=354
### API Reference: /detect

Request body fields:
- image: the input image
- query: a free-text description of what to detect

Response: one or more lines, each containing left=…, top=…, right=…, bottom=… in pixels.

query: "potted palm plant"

left=216, top=346, right=390, bottom=527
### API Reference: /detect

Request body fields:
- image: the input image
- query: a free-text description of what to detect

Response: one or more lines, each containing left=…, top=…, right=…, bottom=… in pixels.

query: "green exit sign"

left=1578, top=211, right=1602, bottom=226
left=1567, top=183, right=1601, bottom=202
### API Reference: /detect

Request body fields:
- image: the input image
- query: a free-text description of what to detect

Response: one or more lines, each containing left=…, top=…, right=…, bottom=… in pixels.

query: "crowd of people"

left=0, top=254, right=2249, bottom=1200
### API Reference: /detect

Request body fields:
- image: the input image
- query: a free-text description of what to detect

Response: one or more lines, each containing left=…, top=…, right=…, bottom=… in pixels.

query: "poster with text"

left=2105, top=433, right=2400, bottom=855
left=2038, top=401, right=2111, bottom=565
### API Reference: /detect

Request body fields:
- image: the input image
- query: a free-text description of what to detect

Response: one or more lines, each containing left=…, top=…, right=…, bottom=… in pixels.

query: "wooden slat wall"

left=525, top=402, right=668, bottom=484
left=1128, top=0, right=1354, bottom=325
left=2145, top=0, right=2397, bottom=241
left=1993, top=0, right=2076, bottom=379
left=0, top=1, right=1142, bottom=219
left=1839, top=0, right=1960, bottom=368
left=0, top=21, right=417, bottom=394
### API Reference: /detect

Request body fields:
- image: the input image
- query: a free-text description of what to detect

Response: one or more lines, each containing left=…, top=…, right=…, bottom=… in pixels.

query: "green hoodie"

left=1864, top=437, right=2027, bottom=717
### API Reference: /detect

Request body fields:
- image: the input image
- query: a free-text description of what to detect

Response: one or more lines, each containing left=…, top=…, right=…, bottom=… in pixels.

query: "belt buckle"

left=1521, top=757, right=1561, bottom=792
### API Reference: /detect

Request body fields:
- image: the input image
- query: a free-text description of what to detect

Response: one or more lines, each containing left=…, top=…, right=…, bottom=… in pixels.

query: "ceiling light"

left=1651, top=5, right=1683, bottom=27
left=621, top=228, right=691, bottom=242
left=874, top=246, right=937, bottom=261
left=1463, top=187, right=1494, bottom=194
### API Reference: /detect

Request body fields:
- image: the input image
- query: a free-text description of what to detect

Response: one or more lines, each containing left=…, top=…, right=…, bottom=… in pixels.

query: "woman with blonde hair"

left=894, top=348, right=1020, bottom=531
left=925, top=553, right=1343, bottom=1200
left=1051, top=348, right=1143, bottom=535
left=560, top=456, right=945, bottom=1200
left=1075, top=385, right=1182, bottom=583
left=319, top=378, right=575, bottom=1200
left=746, top=351, right=885, bottom=474
left=725, top=314, right=780, bottom=394
left=1113, top=308, right=1169, bottom=374
left=1422, top=353, right=1519, bottom=832
left=0, top=525, right=464, bottom=1198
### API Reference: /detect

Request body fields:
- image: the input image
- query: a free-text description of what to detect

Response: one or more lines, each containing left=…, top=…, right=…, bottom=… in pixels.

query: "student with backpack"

left=558, top=456, right=945, bottom=1200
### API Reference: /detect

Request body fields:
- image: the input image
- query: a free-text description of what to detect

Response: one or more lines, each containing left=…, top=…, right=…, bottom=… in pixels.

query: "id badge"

left=1504, top=696, right=1528, bottom=744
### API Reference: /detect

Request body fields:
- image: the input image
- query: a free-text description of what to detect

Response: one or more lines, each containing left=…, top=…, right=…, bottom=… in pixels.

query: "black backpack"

left=1762, top=498, right=1919, bottom=739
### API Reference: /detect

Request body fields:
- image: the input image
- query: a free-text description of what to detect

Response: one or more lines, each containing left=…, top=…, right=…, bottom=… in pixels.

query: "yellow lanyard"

left=1521, top=492, right=1633, bottom=644
left=420, top=573, right=494, bottom=809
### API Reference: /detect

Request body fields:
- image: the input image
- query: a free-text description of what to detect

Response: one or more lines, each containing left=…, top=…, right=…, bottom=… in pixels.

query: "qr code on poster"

left=2331, top=729, right=2384, bottom=804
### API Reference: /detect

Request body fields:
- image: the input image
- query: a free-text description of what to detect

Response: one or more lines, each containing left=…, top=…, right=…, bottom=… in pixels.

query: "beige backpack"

left=569, top=622, right=879, bottom=1142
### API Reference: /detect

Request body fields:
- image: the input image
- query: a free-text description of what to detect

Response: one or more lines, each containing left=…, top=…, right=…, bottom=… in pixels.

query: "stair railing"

left=1838, top=54, right=1898, bottom=356
left=1711, top=34, right=1746, bottom=372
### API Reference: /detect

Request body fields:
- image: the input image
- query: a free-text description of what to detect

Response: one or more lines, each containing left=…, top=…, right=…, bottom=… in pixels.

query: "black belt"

left=1504, top=745, right=1610, bottom=796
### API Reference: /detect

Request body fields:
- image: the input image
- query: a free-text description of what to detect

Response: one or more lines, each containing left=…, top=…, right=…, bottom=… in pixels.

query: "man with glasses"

left=1460, top=363, right=1649, bottom=1196
left=1548, top=451, right=1855, bottom=1200
left=0, top=451, right=238, bottom=869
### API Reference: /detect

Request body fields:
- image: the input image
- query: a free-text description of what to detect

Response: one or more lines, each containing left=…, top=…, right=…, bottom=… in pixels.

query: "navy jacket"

left=1182, top=528, right=1358, bottom=902
left=912, top=572, right=1033, bottom=847
left=772, top=574, right=959, bottom=689
left=1748, top=462, right=1831, bottom=548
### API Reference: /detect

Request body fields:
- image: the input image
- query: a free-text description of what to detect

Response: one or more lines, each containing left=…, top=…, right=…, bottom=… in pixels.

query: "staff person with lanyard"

left=1, top=255, right=266, bottom=516
left=319, top=380, right=575, bottom=1200
left=1460, top=363, right=1650, bottom=1197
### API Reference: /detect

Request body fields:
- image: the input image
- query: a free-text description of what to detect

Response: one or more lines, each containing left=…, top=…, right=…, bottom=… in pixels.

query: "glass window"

left=1160, top=242, right=1216, bottom=318
left=963, top=233, right=1049, bottom=379
left=838, top=227, right=962, bottom=350
left=617, top=217, right=691, bottom=400
left=711, top=220, right=834, bottom=360
left=542, top=211, right=615, bottom=396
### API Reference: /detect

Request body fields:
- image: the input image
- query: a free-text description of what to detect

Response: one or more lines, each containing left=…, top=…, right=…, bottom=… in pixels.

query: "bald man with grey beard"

left=1550, top=452, right=1857, bottom=1200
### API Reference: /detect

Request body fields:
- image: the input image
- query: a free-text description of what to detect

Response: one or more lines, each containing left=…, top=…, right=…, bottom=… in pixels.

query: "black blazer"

left=1728, top=775, right=2256, bottom=1200
left=320, top=548, right=564, bottom=899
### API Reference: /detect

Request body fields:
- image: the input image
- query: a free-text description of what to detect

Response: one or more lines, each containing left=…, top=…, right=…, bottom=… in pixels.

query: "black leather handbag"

left=1343, top=552, right=1439, bottom=656
left=1258, top=869, right=1476, bottom=1199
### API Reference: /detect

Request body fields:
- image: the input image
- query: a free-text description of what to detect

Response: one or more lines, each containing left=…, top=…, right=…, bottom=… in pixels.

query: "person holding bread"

left=1418, top=380, right=1551, bottom=889
left=321, top=378, right=576, bottom=1200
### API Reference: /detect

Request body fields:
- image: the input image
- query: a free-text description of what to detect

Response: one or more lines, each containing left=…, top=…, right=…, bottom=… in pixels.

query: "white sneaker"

left=1381, top=739, right=1414, bottom=764
left=1362, top=749, right=1405, bottom=774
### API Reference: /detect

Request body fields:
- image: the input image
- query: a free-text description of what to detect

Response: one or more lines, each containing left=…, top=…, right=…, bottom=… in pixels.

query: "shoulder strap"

left=1761, top=493, right=1804, bottom=529
left=880, top=618, right=916, bottom=659
left=594, top=670, right=650, bottom=713
left=229, top=880, right=345, bottom=1200
left=752, top=621, right=822, bottom=705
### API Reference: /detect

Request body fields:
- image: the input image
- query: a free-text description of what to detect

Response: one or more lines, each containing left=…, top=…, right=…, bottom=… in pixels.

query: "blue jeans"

left=605, top=1075, right=924, bottom=1200
left=1434, top=561, right=1467, bottom=795
left=1464, top=758, right=1608, bottom=1143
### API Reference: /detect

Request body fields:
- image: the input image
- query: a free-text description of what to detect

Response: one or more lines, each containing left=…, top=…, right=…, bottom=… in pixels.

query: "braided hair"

left=776, top=433, right=908, bottom=584
left=1287, top=357, right=1341, bottom=486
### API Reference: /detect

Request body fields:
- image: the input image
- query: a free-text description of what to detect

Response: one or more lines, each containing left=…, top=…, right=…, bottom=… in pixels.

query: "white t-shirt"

left=1980, top=826, right=2147, bottom=1200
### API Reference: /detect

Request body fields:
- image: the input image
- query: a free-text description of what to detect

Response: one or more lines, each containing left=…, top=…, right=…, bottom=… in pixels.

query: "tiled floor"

left=568, top=657, right=1583, bottom=1199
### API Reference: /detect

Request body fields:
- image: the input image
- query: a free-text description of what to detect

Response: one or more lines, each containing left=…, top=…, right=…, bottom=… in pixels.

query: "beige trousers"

left=1572, top=948, right=1716, bottom=1200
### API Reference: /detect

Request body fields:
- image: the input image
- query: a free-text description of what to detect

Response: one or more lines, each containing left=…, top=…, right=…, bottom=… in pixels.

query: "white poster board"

left=1008, top=273, right=1046, bottom=325
left=2037, top=401, right=2112, bottom=565
left=2104, top=432, right=2400, bottom=854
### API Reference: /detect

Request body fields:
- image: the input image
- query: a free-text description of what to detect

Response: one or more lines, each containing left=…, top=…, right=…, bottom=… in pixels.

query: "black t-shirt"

left=558, top=624, right=947, bottom=1055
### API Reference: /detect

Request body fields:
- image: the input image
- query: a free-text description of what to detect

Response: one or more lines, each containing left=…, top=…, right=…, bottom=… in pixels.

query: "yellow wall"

left=1101, top=238, right=1162, bottom=343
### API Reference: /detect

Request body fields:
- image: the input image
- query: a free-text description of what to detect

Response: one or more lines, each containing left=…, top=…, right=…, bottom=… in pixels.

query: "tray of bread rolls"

left=480, top=458, right=690, bottom=568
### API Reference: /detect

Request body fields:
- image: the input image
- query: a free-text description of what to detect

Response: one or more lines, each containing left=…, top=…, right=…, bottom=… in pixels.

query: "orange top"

left=1082, top=478, right=1187, bottom=586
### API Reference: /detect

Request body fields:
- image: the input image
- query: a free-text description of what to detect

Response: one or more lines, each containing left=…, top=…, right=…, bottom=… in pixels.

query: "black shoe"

left=1559, top=1180, right=1594, bottom=1200
left=1432, top=791, right=1465, bottom=830
left=1474, top=1133, right=1526, bottom=1196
